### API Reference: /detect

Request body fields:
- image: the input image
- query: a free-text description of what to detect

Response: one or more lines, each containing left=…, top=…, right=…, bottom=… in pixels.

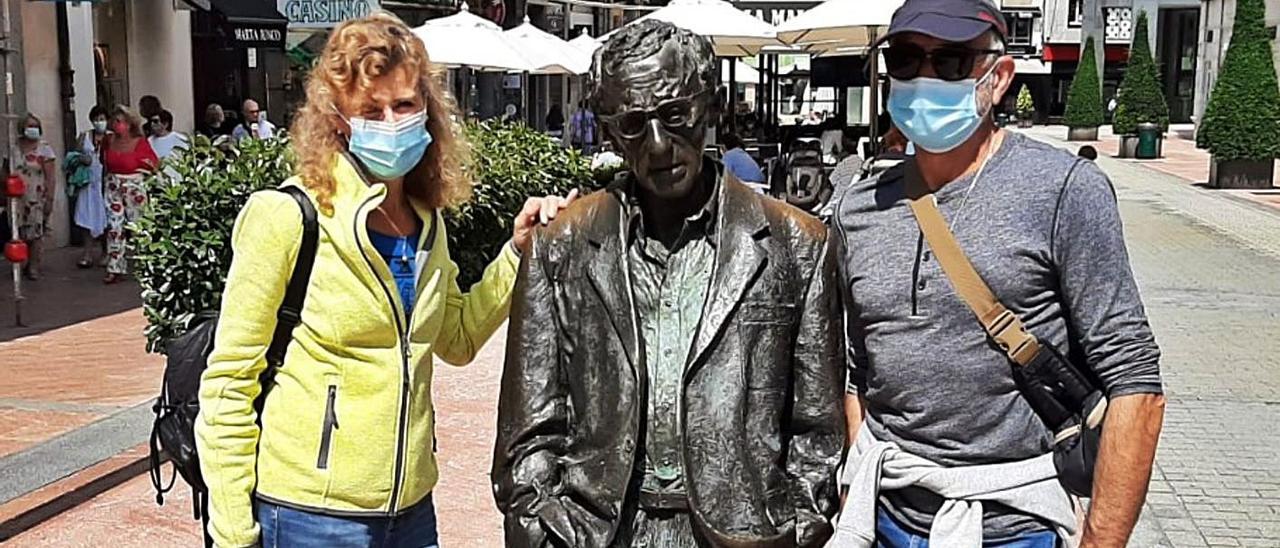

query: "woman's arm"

left=434, top=192, right=577, bottom=365
left=195, top=192, right=303, bottom=548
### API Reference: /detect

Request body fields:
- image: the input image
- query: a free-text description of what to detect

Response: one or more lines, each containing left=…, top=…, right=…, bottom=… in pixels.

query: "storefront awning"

left=185, top=0, right=288, bottom=48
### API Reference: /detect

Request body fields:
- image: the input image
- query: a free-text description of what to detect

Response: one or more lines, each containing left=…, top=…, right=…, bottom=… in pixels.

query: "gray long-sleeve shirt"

left=833, top=132, right=1162, bottom=540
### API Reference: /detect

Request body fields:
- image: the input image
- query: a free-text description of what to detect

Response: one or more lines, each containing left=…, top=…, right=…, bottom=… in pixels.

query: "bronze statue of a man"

left=492, top=20, right=845, bottom=548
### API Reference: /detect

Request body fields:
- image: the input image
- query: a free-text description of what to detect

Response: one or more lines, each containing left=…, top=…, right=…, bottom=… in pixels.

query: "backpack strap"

left=264, top=186, right=319, bottom=367
left=902, top=160, right=1042, bottom=367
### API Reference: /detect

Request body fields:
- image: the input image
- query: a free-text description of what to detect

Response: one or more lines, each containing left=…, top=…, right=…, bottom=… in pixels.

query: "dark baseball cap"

left=878, top=0, right=1008, bottom=46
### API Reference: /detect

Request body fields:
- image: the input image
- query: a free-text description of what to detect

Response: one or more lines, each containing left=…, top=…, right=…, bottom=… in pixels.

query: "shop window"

left=1067, top=0, right=1083, bottom=28
left=1004, top=12, right=1035, bottom=48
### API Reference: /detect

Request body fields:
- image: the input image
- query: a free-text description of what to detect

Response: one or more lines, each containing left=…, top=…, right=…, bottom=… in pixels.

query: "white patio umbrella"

left=774, top=0, right=903, bottom=50
left=412, top=4, right=531, bottom=72
left=775, top=0, right=906, bottom=144
left=505, top=17, right=590, bottom=75
left=569, top=30, right=602, bottom=57
left=623, top=0, right=781, bottom=57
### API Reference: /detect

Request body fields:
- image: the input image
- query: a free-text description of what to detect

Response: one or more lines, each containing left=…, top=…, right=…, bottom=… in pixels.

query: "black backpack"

left=147, top=186, right=318, bottom=546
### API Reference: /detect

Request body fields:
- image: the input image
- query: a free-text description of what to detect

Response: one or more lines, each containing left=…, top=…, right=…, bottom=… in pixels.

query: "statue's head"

left=589, top=20, right=717, bottom=200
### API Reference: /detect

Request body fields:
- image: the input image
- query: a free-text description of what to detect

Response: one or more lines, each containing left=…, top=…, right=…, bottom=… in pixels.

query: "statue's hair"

left=587, top=20, right=717, bottom=114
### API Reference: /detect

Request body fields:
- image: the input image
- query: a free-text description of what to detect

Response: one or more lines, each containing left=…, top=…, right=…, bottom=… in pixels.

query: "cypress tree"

left=1197, top=0, right=1280, bottom=161
left=1112, top=11, right=1169, bottom=135
left=1063, top=37, right=1105, bottom=129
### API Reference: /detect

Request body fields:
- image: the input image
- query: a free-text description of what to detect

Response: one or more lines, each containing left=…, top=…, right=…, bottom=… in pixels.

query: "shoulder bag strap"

left=902, top=160, right=1041, bottom=367
left=265, top=186, right=319, bottom=367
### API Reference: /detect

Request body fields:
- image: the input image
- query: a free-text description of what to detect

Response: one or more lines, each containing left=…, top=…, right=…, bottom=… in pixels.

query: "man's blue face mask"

left=887, top=63, right=997, bottom=154
left=338, top=108, right=433, bottom=181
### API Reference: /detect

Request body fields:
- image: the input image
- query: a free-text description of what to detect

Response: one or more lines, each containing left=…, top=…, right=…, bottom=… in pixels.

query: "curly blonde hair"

left=290, top=11, right=471, bottom=214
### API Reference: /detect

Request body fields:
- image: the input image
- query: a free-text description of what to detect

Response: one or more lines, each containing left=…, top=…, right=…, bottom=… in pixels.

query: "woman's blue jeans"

left=875, top=507, right=1059, bottom=548
left=256, top=494, right=439, bottom=548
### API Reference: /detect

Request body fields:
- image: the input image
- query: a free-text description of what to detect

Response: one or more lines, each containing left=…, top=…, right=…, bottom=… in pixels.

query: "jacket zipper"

left=317, top=385, right=339, bottom=469
left=354, top=194, right=413, bottom=513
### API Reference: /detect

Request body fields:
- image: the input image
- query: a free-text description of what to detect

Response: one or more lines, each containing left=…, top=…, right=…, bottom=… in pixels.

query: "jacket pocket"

left=317, top=385, right=338, bottom=470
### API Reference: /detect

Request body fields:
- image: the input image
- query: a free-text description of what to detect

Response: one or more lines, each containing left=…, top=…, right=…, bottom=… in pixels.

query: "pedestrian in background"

left=231, top=98, right=275, bottom=142
left=567, top=99, right=597, bottom=154
left=139, top=95, right=162, bottom=137
left=195, top=13, right=575, bottom=548
left=720, top=132, right=766, bottom=185
left=15, top=113, right=56, bottom=281
left=830, top=0, right=1164, bottom=545
left=148, top=110, right=188, bottom=161
left=198, top=103, right=231, bottom=138
left=102, top=105, right=158, bottom=285
left=545, top=103, right=564, bottom=142
left=74, top=105, right=109, bottom=269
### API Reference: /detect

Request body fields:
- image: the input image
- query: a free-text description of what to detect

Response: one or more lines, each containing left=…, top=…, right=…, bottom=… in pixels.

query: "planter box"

left=1210, top=158, right=1276, bottom=189
left=1067, top=127, right=1098, bottom=141
left=1118, top=135, right=1138, bottom=158
left=1017, top=117, right=1034, bottom=128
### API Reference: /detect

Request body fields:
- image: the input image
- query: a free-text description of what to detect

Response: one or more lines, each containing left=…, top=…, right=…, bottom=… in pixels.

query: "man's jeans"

left=876, top=508, right=1058, bottom=548
left=256, top=494, right=439, bottom=548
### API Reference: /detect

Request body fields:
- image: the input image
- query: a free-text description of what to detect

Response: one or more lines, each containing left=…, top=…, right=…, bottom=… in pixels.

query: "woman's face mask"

left=113, top=119, right=130, bottom=135
left=93, top=118, right=108, bottom=133
left=23, top=126, right=41, bottom=140
left=339, top=108, right=434, bottom=181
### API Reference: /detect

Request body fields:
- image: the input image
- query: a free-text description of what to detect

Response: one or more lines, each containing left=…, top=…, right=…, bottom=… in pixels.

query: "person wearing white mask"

left=74, top=105, right=110, bottom=268
left=14, top=113, right=56, bottom=280
left=828, top=0, right=1166, bottom=546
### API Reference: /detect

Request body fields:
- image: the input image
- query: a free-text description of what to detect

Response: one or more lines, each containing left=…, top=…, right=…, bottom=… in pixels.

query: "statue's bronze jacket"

left=492, top=174, right=846, bottom=548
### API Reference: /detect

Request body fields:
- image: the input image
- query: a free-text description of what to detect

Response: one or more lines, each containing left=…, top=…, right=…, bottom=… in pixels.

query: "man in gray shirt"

left=832, top=0, right=1165, bottom=545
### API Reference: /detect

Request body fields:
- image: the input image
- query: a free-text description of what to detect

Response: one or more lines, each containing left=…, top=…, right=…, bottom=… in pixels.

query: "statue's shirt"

left=625, top=178, right=719, bottom=497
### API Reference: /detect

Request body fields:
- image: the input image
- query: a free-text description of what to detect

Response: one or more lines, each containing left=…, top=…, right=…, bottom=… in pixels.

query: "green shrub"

left=1112, top=11, right=1169, bottom=135
left=1016, top=85, right=1034, bottom=118
left=133, top=135, right=294, bottom=353
left=1197, top=0, right=1280, bottom=161
left=451, top=120, right=593, bottom=285
left=1063, top=37, right=1105, bottom=129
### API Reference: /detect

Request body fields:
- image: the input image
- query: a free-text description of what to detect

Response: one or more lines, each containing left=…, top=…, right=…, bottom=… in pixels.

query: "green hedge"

left=1112, top=11, right=1169, bottom=135
left=1197, top=0, right=1280, bottom=161
left=133, top=135, right=294, bottom=352
left=453, top=120, right=594, bottom=285
left=1063, top=37, right=1105, bottom=129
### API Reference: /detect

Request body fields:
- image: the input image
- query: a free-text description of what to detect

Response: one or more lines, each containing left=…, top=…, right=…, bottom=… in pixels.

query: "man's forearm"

left=1081, top=392, right=1165, bottom=547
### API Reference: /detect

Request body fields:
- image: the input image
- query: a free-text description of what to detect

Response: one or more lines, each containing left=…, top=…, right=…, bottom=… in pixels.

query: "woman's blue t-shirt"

left=370, top=222, right=423, bottom=317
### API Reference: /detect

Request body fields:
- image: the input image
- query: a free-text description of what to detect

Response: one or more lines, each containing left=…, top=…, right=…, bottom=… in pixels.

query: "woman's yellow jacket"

left=196, top=155, right=518, bottom=547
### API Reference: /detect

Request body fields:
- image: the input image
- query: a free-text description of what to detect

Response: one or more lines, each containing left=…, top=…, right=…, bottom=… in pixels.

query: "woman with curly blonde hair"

left=196, top=12, right=574, bottom=547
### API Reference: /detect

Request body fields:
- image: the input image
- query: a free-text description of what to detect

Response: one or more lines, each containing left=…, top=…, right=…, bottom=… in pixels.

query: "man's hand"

left=1081, top=393, right=1165, bottom=548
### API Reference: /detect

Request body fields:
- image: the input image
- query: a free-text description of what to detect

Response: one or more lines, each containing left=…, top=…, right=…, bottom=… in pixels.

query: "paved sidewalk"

left=1018, top=125, right=1280, bottom=212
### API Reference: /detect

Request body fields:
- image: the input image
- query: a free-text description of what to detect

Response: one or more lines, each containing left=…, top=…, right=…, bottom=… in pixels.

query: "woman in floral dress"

left=15, top=113, right=57, bottom=280
left=101, top=105, right=158, bottom=284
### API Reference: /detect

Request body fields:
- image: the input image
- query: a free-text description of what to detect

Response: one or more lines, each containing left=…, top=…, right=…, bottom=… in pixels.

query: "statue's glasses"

left=600, top=92, right=710, bottom=140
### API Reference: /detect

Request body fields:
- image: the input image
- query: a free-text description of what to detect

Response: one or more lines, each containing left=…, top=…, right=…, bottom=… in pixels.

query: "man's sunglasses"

left=600, top=93, right=708, bottom=139
left=883, top=44, right=1003, bottom=82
